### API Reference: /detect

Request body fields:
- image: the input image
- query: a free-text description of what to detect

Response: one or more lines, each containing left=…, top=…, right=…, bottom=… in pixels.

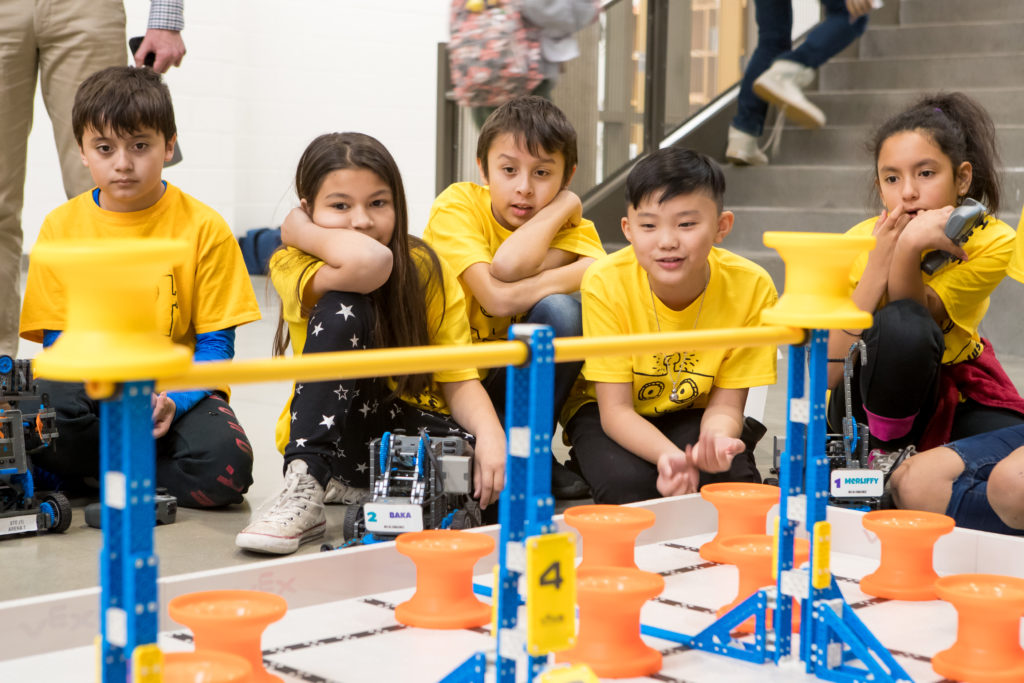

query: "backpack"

left=237, top=227, right=282, bottom=276
left=448, top=0, right=543, bottom=108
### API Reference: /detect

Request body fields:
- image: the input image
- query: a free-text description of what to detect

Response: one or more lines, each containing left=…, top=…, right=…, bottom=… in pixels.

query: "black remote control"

left=921, top=198, right=986, bottom=275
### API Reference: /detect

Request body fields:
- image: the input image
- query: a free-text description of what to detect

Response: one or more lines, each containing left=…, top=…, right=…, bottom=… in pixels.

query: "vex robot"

left=0, top=355, right=70, bottom=537
left=340, top=428, right=480, bottom=545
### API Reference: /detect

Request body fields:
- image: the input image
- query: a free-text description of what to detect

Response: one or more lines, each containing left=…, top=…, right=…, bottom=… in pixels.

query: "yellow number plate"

left=525, top=532, right=576, bottom=655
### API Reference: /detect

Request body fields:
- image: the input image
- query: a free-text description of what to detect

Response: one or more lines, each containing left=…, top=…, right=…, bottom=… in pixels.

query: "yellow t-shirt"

left=1008, top=205, right=1024, bottom=284
left=423, top=182, right=606, bottom=342
left=269, top=244, right=479, bottom=454
left=845, top=214, right=1015, bottom=364
left=21, top=184, right=261, bottom=347
left=562, top=245, right=778, bottom=423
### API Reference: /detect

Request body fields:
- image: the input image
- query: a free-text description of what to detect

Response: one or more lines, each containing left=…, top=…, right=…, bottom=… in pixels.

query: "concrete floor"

left=4, top=273, right=1024, bottom=603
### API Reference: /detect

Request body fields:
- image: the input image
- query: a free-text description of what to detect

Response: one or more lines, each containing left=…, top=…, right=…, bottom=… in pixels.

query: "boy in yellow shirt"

left=424, top=96, right=606, bottom=498
left=563, top=147, right=777, bottom=503
left=20, top=66, right=261, bottom=508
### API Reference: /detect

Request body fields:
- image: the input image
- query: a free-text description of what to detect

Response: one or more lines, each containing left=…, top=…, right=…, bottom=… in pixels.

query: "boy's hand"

left=694, top=431, right=746, bottom=473
left=845, top=0, right=874, bottom=19
left=151, top=392, right=176, bottom=438
left=656, top=446, right=700, bottom=496
left=280, top=207, right=315, bottom=248
left=473, top=433, right=506, bottom=509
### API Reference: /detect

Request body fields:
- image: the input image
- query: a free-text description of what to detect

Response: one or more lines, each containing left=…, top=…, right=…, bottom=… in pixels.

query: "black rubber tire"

left=43, top=492, right=72, bottom=533
left=343, top=504, right=366, bottom=542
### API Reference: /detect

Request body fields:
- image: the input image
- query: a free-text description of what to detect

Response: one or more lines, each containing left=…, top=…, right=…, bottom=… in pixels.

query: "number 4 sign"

left=525, top=532, right=577, bottom=655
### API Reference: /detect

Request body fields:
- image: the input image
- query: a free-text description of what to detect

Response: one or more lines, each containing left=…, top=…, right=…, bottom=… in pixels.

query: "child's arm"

left=490, top=190, right=582, bottom=282
left=888, top=206, right=967, bottom=319
left=827, top=207, right=911, bottom=388
left=595, top=382, right=688, bottom=465
left=441, top=379, right=507, bottom=508
left=462, top=256, right=596, bottom=318
left=656, top=387, right=748, bottom=496
left=280, top=208, right=393, bottom=297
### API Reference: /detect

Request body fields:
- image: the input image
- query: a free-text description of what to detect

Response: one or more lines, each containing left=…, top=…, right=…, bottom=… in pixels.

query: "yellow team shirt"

left=270, top=245, right=479, bottom=454
left=21, top=184, right=261, bottom=348
left=1008, top=206, right=1024, bottom=284
left=563, top=245, right=778, bottom=423
left=423, top=182, right=606, bottom=343
left=846, top=214, right=1015, bottom=364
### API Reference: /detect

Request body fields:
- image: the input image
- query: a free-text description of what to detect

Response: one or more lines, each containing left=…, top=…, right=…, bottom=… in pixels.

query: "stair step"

left=723, top=165, right=1024, bottom=216
left=820, top=53, right=1024, bottom=91
left=726, top=208, right=865, bottom=251
left=859, top=21, right=1024, bottom=58
left=758, top=125, right=1024, bottom=167
left=899, top=0, right=1024, bottom=24
left=809, top=88, right=1024, bottom=126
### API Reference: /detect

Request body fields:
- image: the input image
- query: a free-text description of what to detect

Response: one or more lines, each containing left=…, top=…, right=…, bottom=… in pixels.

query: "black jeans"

left=284, top=291, right=465, bottom=489
left=565, top=402, right=763, bottom=504
left=828, top=299, right=1024, bottom=449
left=33, top=381, right=253, bottom=508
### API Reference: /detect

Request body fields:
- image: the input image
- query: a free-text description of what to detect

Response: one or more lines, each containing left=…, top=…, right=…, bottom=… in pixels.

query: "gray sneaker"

left=753, top=60, right=826, bottom=129
left=235, top=460, right=326, bottom=555
left=324, top=477, right=371, bottom=505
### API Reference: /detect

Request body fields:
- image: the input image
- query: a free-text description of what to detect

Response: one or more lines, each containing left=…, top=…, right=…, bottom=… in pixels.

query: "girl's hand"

left=693, top=431, right=746, bottom=473
left=472, top=433, right=506, bottom=509
left=280, top=207, right=315, bottom=248
left=900, top=206, right=969, bottom=262
left=151, top=392, right=176, bottom=438
left=656, top=446, right=699, bottom=497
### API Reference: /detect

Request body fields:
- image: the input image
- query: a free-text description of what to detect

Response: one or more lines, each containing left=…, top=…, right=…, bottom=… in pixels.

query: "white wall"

left=20, top=0, right=450, bottom=252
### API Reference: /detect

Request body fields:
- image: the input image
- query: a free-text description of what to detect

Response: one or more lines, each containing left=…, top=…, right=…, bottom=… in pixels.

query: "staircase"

left=722, top=0, right=1024, bottom=356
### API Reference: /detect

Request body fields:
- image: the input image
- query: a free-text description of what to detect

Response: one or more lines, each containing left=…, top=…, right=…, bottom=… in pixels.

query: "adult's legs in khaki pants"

left=0, top=0, right=126, bottom=356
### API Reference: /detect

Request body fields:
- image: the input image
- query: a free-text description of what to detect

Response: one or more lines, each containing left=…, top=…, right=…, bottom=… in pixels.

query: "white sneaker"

left=235, top=460, right=326, bottom=555
left=753, top=60, right=826, bottom=129
left=323, top=477, right=370, bottom=505
left=725, top=126, right=769, bottom=166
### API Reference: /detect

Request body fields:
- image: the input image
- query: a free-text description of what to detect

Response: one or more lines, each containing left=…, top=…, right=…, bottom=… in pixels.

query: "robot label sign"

left=830, top=469, right=884, bottom=497
left=363, top=503, right=424, bottom=534
left=0, top=514, right=38, bottom=535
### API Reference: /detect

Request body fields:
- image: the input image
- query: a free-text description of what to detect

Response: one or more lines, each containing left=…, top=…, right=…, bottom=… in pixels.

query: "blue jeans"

left=732, top=0, right=868, bottom=136
left=482, top=294, right=582, bottom=431
left=945, top=424, right=1024, bottom=535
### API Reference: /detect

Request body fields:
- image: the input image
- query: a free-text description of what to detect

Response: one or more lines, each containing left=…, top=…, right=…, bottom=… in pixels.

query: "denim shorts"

left=945, top=424, right=1024, bottom=535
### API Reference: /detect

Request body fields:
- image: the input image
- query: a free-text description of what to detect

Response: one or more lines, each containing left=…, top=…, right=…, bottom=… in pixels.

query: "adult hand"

left=135, top=29, right=186, bottom=73
left=151, top=392, right=176, bottom=438
left=472, top=433, right=506, bottom=508
left=846, top=0, right=875, bottom=19
left=656, top=446, right=700, bottom=497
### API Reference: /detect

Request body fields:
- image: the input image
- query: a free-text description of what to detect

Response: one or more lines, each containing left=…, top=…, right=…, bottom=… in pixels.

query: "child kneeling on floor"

left=562, top=147, right=778, bottom=503
left=236, top=133, right=505, bottom=555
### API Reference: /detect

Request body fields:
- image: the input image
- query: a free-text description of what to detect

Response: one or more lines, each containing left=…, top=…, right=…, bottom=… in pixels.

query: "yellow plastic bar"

left=156, top=325, right=804, bottom=392
left=812, top=520, right=832, bottom=590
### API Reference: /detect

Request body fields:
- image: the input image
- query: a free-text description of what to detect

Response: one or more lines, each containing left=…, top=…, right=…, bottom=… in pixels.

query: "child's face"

left=479, top=133, right=570, bottom=230
left=876, top=129, right=972, bottom=218
left=303, top=168, right=396, bottom=247
left=622, top=190, right=732, bottom=309
left=79, top=125, right=175, bottom=212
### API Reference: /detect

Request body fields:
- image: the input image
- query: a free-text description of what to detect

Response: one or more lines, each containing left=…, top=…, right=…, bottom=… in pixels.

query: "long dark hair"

left=272, top=132, right=444, bottom=399
left=871, top=92, right=1001, bottom=214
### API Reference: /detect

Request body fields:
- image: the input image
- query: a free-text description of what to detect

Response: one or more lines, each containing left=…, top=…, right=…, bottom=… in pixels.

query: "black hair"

left=871, top=92, right=1001, bottom=214
left=72, top=66, right=176, bottom=144
left=477, top=96, right=578, bottom=186
left=625, top=146, right=726, bottom=212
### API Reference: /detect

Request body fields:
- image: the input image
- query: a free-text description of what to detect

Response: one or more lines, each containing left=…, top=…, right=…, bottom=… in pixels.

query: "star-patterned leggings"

left=284, top=291, right=466, bottom=489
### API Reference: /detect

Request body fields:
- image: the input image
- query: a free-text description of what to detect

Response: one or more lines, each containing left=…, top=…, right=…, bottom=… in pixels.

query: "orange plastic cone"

left=394, top=529, right=495, bottom=629
left=699, top=483, right=779, bottom=563
left=168, top=590, right=287, bottom=683
left=563, top=504, right=655, bottom=571
left=163, top=650, right=254, bottom=683
left=716, top=534, right=809, bottom=633
left=860, top=510, right=954, bottom=600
